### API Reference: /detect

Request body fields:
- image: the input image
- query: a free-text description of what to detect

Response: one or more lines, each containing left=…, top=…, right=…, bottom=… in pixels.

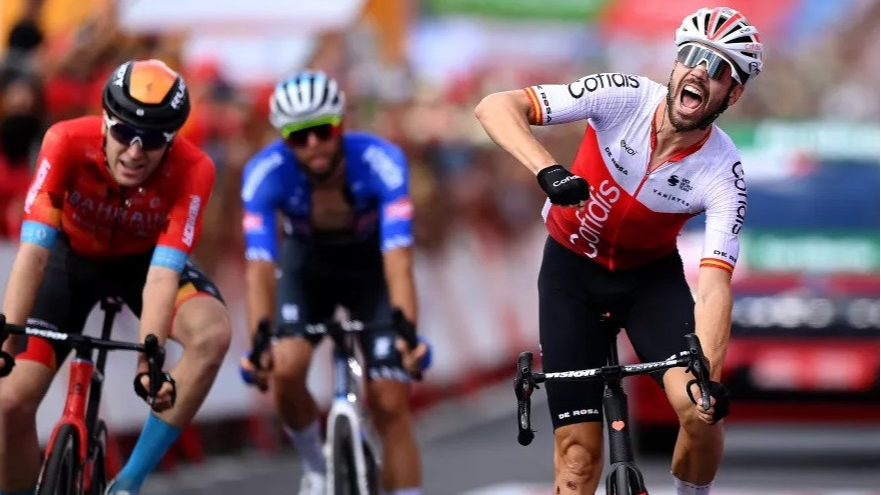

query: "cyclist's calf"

left=553, top=423, right=604, bottom=494
left=366, top=380, right=411, bottom=434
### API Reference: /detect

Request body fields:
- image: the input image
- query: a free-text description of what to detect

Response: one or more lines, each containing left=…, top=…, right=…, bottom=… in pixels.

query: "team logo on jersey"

left=730, top=162, right=747, bottom=234
left=24, top=158, right=51, bottom=214
left=384, top=197, right=413, bottom=221
left=567, top=73, right=640, bottom=99
left=182, top=194, right=201, bottom=247
left=667, top=175, right=693, bottom=191
left=571, top=179, right=622, bottom=258
left=242, top=212, right=264, bottom=233
left=603, top=147, right=628, bottom=175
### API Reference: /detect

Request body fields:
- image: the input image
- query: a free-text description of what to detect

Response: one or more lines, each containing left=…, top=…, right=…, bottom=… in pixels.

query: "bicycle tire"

left=362, top=440, right=380, bottom=495
left=85, top=421, right=107, bottom=495
left=606, top=463, right=644, bottom=495
left=36, top=423, right=80, bottom=495
left=332, top=415, right=359, bottom=495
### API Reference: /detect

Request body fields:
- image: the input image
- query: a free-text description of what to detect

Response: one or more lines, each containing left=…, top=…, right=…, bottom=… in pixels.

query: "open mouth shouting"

left=678, top=78, right=707, bottom=116
left=678, top=81, right=706, bottom=117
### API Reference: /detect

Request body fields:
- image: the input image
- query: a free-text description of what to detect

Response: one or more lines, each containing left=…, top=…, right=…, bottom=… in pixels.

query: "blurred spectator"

left=0, top=0, right=876, bottom=262
left=0, top=75, right=43, bottom=238
left=1, top=0, right=44, bottom=82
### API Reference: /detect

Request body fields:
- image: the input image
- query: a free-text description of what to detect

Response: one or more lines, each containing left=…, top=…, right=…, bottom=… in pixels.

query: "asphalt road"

left=141, top=387, right=879, bottom=495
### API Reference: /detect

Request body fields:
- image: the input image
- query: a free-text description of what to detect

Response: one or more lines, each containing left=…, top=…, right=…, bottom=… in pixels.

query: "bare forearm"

left=245, top=261, right=276, bottom=337
left=694, top=289, right=733, bottom=381
left=383, top=248, right=417, bottom=324
left=139, top=268, right=179, bottom=347
left=474, top=92, right=557, bottom=175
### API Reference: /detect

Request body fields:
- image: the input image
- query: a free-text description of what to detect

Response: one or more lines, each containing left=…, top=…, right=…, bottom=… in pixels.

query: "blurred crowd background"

left=0, top=0, right=878, bottom=483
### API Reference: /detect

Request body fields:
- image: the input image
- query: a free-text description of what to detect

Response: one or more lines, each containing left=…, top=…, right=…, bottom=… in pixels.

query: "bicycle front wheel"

left=331, top=415, right=359, bottom=495
left=362, top=440, right=380, bottom=495
left=85, top=420, right=107, bottom=495
left=37, top=423, right=81, bottom=495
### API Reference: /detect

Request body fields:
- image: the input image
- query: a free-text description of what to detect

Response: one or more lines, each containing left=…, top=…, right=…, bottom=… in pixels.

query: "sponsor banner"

left=723, top=121, right=881, bottom=161
left=741, top=230, right=879, bottom=273
left=426, top=0, right=610, bottom=20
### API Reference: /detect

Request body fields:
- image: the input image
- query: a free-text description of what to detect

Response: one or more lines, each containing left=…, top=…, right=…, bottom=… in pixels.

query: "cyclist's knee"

left=191, top=318, right=232, bottom=365
left=554, top=425, right=603, bottom=483
left=271, top=339, right=312, bottom=386
left=175, top=298, right=231, bottom=364
left=664, top=372, right=707, bottom=430
left=0, top=377, right=42, bottom=428
left=366, top=381, right=410, bottom=428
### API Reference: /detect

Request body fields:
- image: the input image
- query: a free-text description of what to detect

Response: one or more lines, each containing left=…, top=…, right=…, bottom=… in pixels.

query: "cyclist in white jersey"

left=475, top=7, right=762, bottom=495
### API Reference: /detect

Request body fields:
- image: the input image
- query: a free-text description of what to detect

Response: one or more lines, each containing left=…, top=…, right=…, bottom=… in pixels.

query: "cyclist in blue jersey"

left=239, top=70, right=428, bottom=495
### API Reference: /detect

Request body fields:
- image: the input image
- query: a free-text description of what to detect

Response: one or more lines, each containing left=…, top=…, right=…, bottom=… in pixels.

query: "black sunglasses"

left=284, top=123, right=338, bottom=147
left=105, top=115, right=172, bottom=151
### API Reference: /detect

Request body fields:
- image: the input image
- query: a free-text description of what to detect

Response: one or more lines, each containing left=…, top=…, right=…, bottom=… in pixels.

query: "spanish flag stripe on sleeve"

left=524, top=87, right=543, bottom=125
left=700, top=258, right=734, bottom=273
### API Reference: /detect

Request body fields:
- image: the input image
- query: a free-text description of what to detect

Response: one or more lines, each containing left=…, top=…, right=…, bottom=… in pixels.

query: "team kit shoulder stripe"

left=700, top=258, right=734, bottom=273
left=242, top=152, right=284, bottom=202
left=524, top=87, right=543, bottom=125
left=20, top=220, right=58, bottom=248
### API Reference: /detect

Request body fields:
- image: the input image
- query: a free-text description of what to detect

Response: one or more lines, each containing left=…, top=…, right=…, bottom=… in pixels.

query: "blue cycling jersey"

left=241, top=132, right=413, bottom=261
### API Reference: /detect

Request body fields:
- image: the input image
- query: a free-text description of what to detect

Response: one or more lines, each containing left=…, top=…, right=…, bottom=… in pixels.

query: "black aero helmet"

left=102, top=59, right=190, bottom=131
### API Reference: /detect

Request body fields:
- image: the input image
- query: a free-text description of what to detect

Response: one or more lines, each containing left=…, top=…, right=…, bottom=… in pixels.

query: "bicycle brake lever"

left=515, top=352, right=537, bottom=446
left=144, top=334, right=164, bottom=404
left=684, top=334, right=711, bottom=411
left=0, top=315, right=13, bottom=378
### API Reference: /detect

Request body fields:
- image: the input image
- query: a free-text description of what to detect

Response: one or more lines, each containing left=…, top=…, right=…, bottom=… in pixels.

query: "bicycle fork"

left=41, top=357, right=94, bottom=488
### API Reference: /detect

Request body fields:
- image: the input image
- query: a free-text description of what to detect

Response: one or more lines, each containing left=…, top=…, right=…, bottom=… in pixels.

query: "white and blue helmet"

left=269, top=70, right=346, bottom=131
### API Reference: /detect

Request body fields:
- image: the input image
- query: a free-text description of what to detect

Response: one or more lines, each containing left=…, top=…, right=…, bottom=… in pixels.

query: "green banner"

left=722, top=121, right=880, bottom=161
left=742, top=231, right=880, bottom=273
left=426, top=0, right=610, bottom=20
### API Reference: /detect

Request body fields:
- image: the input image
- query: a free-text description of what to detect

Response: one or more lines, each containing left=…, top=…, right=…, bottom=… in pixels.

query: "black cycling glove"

left=536, top=164, right=590, bottom=206
left=706, top=381, right=730, bottom=423
left=134, top=371, right=177, bottom=409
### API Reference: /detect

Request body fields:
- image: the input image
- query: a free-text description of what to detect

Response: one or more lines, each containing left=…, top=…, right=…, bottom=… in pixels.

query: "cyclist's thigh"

left=624, top=252, right=695, bottom=387
left=343, top=268, right=409, bottom=383
left=274, top=237, right=336, bottom=344
left=20, top=237, right=102, bottom=371
left=539, top=237, right=608, bottom=429
left=123, top=255, right=226, bottom=318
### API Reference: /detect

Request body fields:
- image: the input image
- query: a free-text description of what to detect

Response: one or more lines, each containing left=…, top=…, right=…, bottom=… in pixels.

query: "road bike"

left=514, top=313, right=715, bottom=495
left=0, top=298, right=166, bottom=495
left=249, top=315, right=420, bottom=495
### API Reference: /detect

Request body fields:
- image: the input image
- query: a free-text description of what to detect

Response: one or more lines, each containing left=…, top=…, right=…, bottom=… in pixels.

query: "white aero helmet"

left=675, top=7, right=763, bottom=84
left=269, top=70, right=345, bottom=132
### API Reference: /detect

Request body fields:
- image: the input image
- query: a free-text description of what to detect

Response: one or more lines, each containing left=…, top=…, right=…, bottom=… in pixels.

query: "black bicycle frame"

left=84, top=297, right=122, bottom=460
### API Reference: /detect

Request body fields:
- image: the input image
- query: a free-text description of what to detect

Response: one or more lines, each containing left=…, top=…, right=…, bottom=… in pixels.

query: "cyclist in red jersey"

left=476, top=7, right=762, bottom=495
left=0, top=59, right=232, bottom=495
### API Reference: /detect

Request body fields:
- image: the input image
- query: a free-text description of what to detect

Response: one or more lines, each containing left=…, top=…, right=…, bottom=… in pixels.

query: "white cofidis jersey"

left=525, top=73, right=747, bottom=273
